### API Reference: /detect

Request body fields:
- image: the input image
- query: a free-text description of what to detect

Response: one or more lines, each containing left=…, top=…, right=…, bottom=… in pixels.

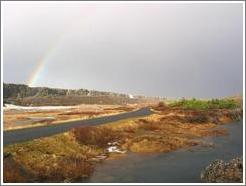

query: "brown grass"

left=73, top=126, right=120, bottom=148
left=58, top=111, right=103, bottom=116
left=99, top=109, right=233, bottom=153
left=33, top=154, right=93, bottom=182
left=3, top=103, right=238, bottom=182
left=3, top=158, right=28, bottom=183
left=3, top=104, right=128, bottom=131
left=3, top=132, right=103, bottom=183
left=104, top=106, right=135, bottom=112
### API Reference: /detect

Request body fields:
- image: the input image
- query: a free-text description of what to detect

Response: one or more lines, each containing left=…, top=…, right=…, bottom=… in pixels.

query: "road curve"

left=3, top=107, right=153, bottom=146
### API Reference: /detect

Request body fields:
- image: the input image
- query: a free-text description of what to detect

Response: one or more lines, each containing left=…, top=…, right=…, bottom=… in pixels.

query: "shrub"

left=158, top=101, right=166, bottom=107
left=3, top=153, right=32, bottom=183
left=30, top=154, right=93, bottom=182
left=138, top=119, right=149, bottom=124
left=154, top=101, right=167, bottom=111
left=123, top=126, right=137, bottom=133
left=184, top=114, right=209, bottom=123
left=73, top=126, right=119, bottom=147
left=208, top=99, right=239, bottom=109
left=140, top=122, right=161, bottom=131
left=44, top=154, right=93, bottom=182
left=170, top=98, right=239, bottom=110
left=3, top=133, right=99, bottom=183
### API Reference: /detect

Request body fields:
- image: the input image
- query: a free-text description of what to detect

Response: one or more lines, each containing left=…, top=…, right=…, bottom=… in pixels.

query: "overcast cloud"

left=2, top=2, right=244, bottom=98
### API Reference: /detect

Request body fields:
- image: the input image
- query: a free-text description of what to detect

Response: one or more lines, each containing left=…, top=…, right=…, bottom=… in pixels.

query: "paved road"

left=3, top=107, right=153, bottom=146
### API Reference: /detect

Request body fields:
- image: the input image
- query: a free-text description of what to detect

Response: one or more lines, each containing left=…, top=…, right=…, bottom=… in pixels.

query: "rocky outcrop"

left=225, top=108, right=243, bottom=121
left=201, top=157, right=243, bottom=183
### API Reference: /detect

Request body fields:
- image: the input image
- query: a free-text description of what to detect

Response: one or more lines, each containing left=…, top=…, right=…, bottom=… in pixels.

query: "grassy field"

left=3, top=104, right=138, bottom=131
left=3, top=99, right=242, bottom=183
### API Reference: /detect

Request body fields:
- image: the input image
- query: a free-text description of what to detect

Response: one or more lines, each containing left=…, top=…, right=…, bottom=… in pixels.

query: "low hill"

left=3, top=83, right=159, bottom=106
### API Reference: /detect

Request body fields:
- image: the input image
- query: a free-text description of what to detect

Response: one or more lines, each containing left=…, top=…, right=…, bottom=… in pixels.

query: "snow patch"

left=107, top=142, right=126, bottom=153
left=4, top=104, right=78, bottom=111
left=27, top=116, right=55, bottom=121
left=128, top=94, right=134, bottom=99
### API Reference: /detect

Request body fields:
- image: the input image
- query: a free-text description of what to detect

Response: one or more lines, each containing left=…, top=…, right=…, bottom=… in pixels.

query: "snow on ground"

left=3, top=104, right=78, bottom=111
left=27, top=116, right=56, bottom=121
left=107, top=146, right=126, bottom=153
left=107, top=142, right=126, bottom=153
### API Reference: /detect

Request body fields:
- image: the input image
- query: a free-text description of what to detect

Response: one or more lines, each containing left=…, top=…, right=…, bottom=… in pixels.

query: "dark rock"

left=3, top=152, right=36, bottom=182
left=201, top=157, right=243, bottom=183
left=3, top=152, right=12, bottom=159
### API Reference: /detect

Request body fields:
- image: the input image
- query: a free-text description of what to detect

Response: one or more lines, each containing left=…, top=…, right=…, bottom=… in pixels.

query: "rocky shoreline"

left=201, top=157, right=243, bottom=183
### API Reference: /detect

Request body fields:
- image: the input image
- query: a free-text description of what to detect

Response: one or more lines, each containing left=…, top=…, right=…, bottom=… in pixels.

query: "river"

left=88, top=120, right=243, bottom=183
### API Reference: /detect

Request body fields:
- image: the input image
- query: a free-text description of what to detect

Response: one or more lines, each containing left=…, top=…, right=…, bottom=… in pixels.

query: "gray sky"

left=2, top=2, right=244, bottom=98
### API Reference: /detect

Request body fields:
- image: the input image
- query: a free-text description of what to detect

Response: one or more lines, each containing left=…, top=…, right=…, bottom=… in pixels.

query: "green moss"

left=170, top=98, right=239, bottom=110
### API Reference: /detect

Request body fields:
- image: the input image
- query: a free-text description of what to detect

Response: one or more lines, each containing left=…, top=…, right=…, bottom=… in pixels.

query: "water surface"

left=89, top=121, right=243, bottom=183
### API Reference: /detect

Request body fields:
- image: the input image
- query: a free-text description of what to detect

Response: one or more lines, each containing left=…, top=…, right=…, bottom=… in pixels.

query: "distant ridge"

left=3, top=83, right=130, bottom=98
left=3, top=83, right=159, bottom=106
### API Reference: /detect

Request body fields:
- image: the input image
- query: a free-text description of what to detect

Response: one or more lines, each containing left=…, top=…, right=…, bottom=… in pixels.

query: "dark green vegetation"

left=7, top=96, right=141, bottom=106
left=3, top=83, right=126, bottom=98
left=3, top=83, right=157, bottom=106
left=169, top=98, right=241, bottom=110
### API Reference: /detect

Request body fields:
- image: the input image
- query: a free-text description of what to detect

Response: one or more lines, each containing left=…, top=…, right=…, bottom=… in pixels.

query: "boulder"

left=201, top=157, right=243, bottom=183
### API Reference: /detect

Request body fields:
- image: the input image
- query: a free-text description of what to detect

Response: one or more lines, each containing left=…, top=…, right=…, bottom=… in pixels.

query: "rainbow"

left=27, top=46, right=53, bottom=87
left=27, top=8, right=96, bottom=87
left=27, top=31, right=69, bottom=87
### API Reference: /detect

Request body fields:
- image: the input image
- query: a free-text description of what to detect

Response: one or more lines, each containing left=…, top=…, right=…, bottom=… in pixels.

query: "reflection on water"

left=89, top=121, right=243, bottom=183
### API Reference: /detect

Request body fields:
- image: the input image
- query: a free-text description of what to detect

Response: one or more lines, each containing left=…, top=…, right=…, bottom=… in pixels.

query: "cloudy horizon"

left=2, top=2, right=244, bottom=98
